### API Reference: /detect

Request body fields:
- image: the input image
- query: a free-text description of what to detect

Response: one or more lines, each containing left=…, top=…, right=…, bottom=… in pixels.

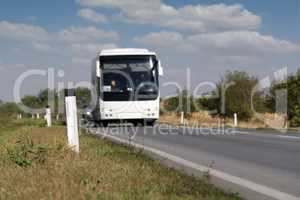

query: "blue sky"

left=0, top=0, right=299, bottom=101
left=1, top=0, right=299, bottom=41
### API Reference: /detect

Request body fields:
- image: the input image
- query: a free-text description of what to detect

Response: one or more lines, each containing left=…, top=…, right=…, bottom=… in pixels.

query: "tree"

left=266, top=71, right=300, bottom=127
left=0, top=102, right=22, bottom=117
left=290, top=105, right=300, bottom=127
left=38, top=89, right=57, bottom=108
left=163, top=96, right=180, bottom=113
left=162, top=89, right=196, bottom=116
left=21, top=95, right=42, bottom=109
left=20, top=87, right=93, bottom=114
left=196, top=91, right=219, bottom=112
left=75, top=87, right=91, bottom=109
left=179, top=89, right=196, bottom=115
left=215, top=71, right=265, bottom=120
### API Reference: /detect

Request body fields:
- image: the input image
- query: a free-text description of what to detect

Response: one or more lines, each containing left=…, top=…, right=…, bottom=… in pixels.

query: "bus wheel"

left=100, top=121, right=108, bottom=127
left=145, top=120, right=156, bottom=127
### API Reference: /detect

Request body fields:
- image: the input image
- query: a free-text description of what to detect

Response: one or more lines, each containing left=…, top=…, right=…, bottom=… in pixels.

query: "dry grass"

left=159, top=112, right=290, bottom=129
left=0, top=118, right=241, bottom=200
left=160, top=112, right=219, bottom=125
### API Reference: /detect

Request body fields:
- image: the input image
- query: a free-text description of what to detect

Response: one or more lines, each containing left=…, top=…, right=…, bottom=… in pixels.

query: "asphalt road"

left=88, top=124, right=300, bottom=200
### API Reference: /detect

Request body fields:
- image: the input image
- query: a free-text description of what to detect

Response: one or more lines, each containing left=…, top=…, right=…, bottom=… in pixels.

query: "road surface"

left=87, top=124, right=300, bottom=200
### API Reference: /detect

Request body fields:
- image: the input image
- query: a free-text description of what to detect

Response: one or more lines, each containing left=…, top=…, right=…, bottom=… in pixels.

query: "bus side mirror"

left=158, top=60, right=164, bottom=76
left=96, top=60, right=101, bottom=78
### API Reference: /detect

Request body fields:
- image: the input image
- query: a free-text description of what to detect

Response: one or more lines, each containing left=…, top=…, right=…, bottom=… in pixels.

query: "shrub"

left=163, top=89, right=196, bottom=116
left=0, top=102, right=22, bottom=117
left=7, top=136, right=48, bottom=167
left=290, top=105, right=300, bottom=127
left=266, top=70, right=300, bottom=127
left=215, top=71, right=265, bottom=120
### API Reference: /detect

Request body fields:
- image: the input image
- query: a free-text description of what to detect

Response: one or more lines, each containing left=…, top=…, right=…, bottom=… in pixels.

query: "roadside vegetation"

left=20, top=87, right=91, bottom=111
left=0, top=110, right=241, bottom=200
left=161, top=70, right=300, bottom=129
left=3, top=70, right=299, bottom=129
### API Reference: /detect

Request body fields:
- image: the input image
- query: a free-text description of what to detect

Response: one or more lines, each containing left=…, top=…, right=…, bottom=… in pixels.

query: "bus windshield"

left=101, top=56, right=157, bottom=92
left=100, top=55, right=158, bottom=101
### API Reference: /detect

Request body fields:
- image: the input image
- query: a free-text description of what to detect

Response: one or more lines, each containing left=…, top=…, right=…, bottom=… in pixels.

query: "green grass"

left=0, top=117, right=242, bottom=200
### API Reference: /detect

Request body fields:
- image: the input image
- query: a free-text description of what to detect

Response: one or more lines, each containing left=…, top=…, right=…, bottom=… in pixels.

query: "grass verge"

left=0, top=118, right=242, bottom=200
left=159, top=113, right=300, bottom=133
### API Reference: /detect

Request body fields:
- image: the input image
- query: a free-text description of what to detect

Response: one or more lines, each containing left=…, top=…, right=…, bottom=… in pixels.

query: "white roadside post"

left=234, top=113, right=238, bottom=127
left=36, top=113, right=40, bottom=119
left=46, top=107, right=52, bottom=127
left=65, top=89, right=80, bottom=153
left=180, top=111, right=184, bottom=125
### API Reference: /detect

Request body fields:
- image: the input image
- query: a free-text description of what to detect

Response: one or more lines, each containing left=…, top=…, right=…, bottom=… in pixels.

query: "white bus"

left=91, top=48, right=163, bottom=126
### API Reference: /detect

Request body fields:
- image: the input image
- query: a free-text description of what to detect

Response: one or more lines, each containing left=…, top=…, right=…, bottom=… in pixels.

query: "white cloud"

left=71, top=43, right=117, bottom=53
left=56, top=27, right=119, bottom=64
left=134, top=31, right=300, bottom=55
left=0, top=21, right=119, bottom=67
left=187, top=31, right=300, bottom=54
left=0, top=21, right=119, bottom=46
left=77, top=0, right=261, bottom=32
left=77, top=0, right=157, bottom=9
left=58, top=26, right=119, bottom=43
left=71, top=42, right=118, bottom=64
left=0, top=21, right=50, bottom=42
left=32, top=42, right=53, bottom=52
left=133, top=31, right=195, bottom=52
left=134, top=31, right=183, bottom=47
left=78, top=8, right=107, bottom=23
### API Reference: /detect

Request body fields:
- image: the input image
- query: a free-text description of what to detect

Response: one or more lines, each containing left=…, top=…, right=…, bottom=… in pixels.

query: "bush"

left=215, top=71, right=265, bottom=120
left=266, top=71, right=300, bottom=127
left=162, top=89, right=196, bottom=116
left=290, top=105, right=300, bottom=127
left=0, top=103, right=22, bottom=117
left=75, top=87, right=92, bottom=109
left=7, top=136, right=48, bottom=167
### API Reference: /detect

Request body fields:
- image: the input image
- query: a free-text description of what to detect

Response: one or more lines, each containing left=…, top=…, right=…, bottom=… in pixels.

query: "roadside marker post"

left=36, top=113, right=40, bottom=119
left=65, top=89, right=80, bottom=153
left=180, top=112, right=184, bottom=124
left=234, top=113, right=238, bottom=127
left=46, top=107, right=52, bottom=127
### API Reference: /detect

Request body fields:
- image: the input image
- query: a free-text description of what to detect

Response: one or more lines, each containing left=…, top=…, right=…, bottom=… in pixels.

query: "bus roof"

left=99, top=48, right=156, bottom=56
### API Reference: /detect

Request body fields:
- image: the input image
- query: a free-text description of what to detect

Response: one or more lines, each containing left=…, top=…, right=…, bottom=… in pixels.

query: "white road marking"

left=232, top=130, right=300, bottom=140
left=276, top=135, right=300, bottom=140
left=160, top=126, right=300, bottom=140
left=96, top=131, right=300, bottom=200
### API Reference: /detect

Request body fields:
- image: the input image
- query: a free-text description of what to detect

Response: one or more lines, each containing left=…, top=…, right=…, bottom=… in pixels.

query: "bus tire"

left=145, top=120, right=156, bottom=127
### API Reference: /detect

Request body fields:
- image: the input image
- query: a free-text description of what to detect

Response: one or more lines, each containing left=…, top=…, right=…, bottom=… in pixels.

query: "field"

left=0, top=117, right=241, bottom=200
